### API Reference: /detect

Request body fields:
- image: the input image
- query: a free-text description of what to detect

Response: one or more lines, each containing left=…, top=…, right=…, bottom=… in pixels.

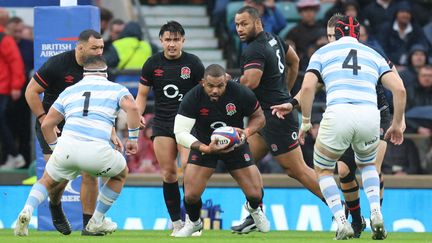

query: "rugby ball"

left=211, top=126, right=241, bottom=148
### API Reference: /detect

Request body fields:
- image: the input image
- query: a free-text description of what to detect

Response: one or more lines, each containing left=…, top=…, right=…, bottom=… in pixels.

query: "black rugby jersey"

left=33, top=50, right=83, bottom=112
left=140, top=51, right=204, bottom=122
left=178, top=81, right=259, bottom=144
left=240, top=31, right=291, bottom=110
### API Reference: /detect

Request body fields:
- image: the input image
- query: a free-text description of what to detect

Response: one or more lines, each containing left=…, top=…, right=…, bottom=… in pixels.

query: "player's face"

left=79, top=36, right=104, bottom=58
left=327, top=26, right=336, bottom=43
left=160, top=31, right=184, bottom=60
left=203, top=75, right=227, bottom=102
left=235, top=12, right=258, bottom=42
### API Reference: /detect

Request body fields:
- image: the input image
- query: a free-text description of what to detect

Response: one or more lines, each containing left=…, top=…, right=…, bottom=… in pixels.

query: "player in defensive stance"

left=272, top=16, right=406, bottom=240
left=14, top=56, right=140, bottom=236
left=173, top=64, right=269, bottom=237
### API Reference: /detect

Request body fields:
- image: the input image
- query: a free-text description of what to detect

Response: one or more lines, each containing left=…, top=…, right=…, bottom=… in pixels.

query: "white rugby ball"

left=210, top=126, right=241, bottom=148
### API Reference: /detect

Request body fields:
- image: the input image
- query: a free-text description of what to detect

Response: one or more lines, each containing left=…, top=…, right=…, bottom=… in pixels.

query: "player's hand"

left=125, top=140, right=138, bottom=155
left=298, top=122, right=312, bottom=145
left=111, top=134, right=124, bottom=153
left=207, top=138, right=230, bottom=154
left=384, top=123, right=404, bottom=145
left=139, top=116, right=146, bottom=129
left=10, top=89, right=21, bottom=101
left=54, top=126, right=61, bottom=135
left=234, top=127, right=248, bottom=145
left=270, top=103, right=293, bottom=119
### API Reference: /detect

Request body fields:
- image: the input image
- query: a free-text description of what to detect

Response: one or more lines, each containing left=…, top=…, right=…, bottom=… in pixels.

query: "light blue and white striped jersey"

left=52, top=75, right=131, bottom=143
left=307, top=37, right=391, bottom=107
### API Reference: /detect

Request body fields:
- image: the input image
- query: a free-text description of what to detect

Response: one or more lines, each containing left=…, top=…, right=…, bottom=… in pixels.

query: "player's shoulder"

left=49, top=50, right=75, bottom=63
left=144, top=52, right=163, bottom=65
left=182, top=51, right=204, bottom=66
left=228, top=81, right=253, bottom=96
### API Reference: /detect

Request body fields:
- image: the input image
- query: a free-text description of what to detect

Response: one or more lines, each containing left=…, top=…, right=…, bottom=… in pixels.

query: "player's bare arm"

left=25, top=78, right=47, bottom=123
left=298, top=72, right=319, bottom=145
left=285, top=46, right=299, bottom=92
left=40, top=107, right=64, bottom=148
left=240, top=68, right=263, bottom=89
left=120, top=94, right=141, bottom=155
left=380, top=71, right=406, bottom=145
left=135, top=83, right=151, bottom=128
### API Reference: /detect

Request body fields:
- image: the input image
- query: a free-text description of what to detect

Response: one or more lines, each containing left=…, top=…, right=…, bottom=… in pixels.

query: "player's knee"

left=184, top=192, right=200, bottom=204
left=161, top=168, right=178, bottom=182
left=338, top=163, right=350, bottom=178
left=339, top=169, right=356, bottom=184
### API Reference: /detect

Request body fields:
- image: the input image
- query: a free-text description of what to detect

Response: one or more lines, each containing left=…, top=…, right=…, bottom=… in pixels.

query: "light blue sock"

left=361, top=165, right=381, bottom=210
left=94, top=185, right=119, bottom=221
left=25, top=182, right=48, bottom=214
left=319, top=175, right=347, bottom=226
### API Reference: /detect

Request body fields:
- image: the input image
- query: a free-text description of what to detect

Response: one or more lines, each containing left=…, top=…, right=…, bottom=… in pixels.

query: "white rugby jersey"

left=307, top=37, right=391, bottom=107
left=52, top=75, right=131, bottom=142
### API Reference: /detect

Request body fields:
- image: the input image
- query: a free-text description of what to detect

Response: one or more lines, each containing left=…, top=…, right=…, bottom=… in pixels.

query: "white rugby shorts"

left=45, top=136, right=126, bottom=182
left=317, top=104, right=380, bottom=158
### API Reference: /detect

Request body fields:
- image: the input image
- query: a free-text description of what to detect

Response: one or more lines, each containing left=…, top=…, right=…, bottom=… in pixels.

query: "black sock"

left=83, top=213, right=92, bottom=227
left=379, top=173, right=384, bottom=206
left=184, top=198, right=202, bottom=222
left=163, top=181, right=181, bottom=221
left=346, top=198, right=361, bottom=223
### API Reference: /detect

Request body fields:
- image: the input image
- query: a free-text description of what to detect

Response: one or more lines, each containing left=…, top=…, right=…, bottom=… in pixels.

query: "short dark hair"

left=83, top=55, right=107, bottom=69
left=159, top=21, right=185, bottom=37
left=100, top=7, right=113, bottom=22
left=7, top=16, right=23, bottom=25
left=204, top=64, right=226, bottom=79
left=327, top=13, right=344, bottom=28
left=78, top=29, right=102, bottom=42
left=236, top=6, right=261, bottom=21
left=110, top=18, right=124, bottom=28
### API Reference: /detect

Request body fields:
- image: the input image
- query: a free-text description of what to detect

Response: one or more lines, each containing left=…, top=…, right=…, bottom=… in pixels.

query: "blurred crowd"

left=0, top=0, right=431, bottom=176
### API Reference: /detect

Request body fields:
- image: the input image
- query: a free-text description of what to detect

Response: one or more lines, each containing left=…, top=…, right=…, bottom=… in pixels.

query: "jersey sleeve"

left=240, top=85, right=260, bottom=116
left=242, top=45, right=266, bottom=71
left=376, top=55, right=392, bottom=78
left=140, top=57, right=154, bottom=86
left=33, top=56, right=58, bottom=89
left=117, top=86, right=133, bottom=106
left=177, top=88, right=199, bottom=119
left=306, top=52, right=323, bottom=82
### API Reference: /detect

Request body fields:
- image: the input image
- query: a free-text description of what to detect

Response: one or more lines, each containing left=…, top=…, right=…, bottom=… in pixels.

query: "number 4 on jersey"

left=343, top=49, right=361, bottom=75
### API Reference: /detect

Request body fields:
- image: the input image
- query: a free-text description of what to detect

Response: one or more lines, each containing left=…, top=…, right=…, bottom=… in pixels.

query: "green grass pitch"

left=1, top=230, right=432, bottom=243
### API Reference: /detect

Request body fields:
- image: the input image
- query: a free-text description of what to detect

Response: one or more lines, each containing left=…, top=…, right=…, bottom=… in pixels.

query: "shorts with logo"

left=45, top=135, right=126, bottom=182
left=188, top=143, right=254, bottom=171
left=317, top=104, right=380, bottom=168
left=261, top=110, right=299, bottom=156
left=339, top=107, right=391, bottom=170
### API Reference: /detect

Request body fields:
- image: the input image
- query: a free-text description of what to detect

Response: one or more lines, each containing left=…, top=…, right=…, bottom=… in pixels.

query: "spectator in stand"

left=359, top=24, right=386, bottom=58
left=99, top=7, right=113, bottom=36
left=377, top=1, right=429, bottom=65
left=0, top=8, right=26, bottom=169
left=400, top=44, right=429, bottom=88
left=342, top=0, right=363, bottom=24
left=285, top=0, right=325, bottom=71
left=103, top=19, right=125, bottom=53
left=362, top=0, right=399, bottom=37
left=424, top=20, right=432, bottom=48
left=382, top=138, right=422, bottom=175
left=5, top=16, right=34, bottom=167
left=406, top=65, right=432, bottom=135
left=104, top=21, right=152, bottom=70
left=127, top=114, right=160, bottom=173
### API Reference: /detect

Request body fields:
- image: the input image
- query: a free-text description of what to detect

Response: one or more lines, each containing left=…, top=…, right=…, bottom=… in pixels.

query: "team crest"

left=226, top=103, right=237, bottom=116
left=244, top=153, right=251, bottom=162
left=271, top=144, right=278, bottom=152
left=180, top=66, right=191, bottom=79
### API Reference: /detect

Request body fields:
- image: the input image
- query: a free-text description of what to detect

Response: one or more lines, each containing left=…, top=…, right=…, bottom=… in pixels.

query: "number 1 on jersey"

left=82, top=91, right=91, bottom=116
left=343, top=49, right=361, bottom=75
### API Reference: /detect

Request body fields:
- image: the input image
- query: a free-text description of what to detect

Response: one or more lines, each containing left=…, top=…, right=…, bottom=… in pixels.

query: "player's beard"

left=245, top=25, right=257, bottom=43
